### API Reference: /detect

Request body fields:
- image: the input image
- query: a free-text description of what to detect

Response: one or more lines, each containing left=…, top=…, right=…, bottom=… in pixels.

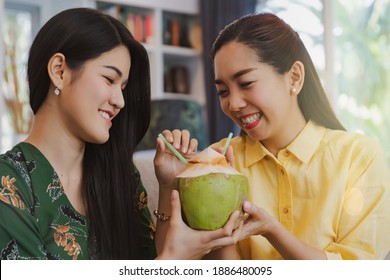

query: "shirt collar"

left=244, top=136, right=270, bottom=168
left=287, top=120, right=326, bottom=163
left=244, top=120, right=326, bottom=167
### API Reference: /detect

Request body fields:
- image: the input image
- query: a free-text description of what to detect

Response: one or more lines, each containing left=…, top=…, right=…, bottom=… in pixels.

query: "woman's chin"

left=85, top=133, right=110, bottom=145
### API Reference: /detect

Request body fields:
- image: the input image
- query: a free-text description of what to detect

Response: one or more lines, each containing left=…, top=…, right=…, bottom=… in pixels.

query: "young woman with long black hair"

left=0, top=8, right=240, bottom=260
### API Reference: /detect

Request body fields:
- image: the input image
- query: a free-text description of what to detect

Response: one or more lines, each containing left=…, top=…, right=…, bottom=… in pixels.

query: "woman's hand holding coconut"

left=156, top=189, right=242, bottom=259
left=153, top=129, right=244, bottom=259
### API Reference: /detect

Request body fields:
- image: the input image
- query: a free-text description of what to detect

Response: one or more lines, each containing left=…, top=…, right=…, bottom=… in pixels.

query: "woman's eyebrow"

left=103, top=65, right=123, bottom=77
left=215, top=68, right=257, bottom=84
left=231, top=68, right=257, bottom=80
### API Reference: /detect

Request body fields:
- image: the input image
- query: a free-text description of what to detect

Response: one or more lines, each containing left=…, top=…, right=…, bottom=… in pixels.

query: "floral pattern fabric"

left=0, top=142, right=156, bottom=260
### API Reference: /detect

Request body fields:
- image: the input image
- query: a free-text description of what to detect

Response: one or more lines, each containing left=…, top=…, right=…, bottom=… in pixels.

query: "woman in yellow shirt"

left=156, top=13, right=390, bottom=259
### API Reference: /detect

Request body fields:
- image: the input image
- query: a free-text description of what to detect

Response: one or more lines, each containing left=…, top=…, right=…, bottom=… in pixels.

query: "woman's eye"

left=240, top=81, right=253, bottom=88
left=217, top=89, right=228, bottom=96
left=104, top=76, right=114, bottom=84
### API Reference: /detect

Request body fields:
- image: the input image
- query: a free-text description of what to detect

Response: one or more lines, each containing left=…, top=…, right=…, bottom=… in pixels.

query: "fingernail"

left=171, top=189, right=178, bottom=200
left=243, top=201, right=251, bottom=211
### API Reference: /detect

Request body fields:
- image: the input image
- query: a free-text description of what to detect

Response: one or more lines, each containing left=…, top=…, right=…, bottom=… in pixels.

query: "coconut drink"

left=177, top=147, right=249, bottom=230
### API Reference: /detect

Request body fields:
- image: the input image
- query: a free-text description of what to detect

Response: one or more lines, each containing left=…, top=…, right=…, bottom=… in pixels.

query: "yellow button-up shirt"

left=213, top=120, right=390, bottom=259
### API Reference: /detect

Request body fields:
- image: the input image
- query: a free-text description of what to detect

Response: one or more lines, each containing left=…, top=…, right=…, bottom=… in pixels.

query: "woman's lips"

left=239, top=112, right=262, bottom=129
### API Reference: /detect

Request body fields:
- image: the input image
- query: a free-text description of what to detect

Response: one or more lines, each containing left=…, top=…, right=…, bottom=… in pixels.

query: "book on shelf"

left=172, top=66, right=189, bottom=94
left=179, top=16, right=191, bottom=48
left=164, top=65, right=189, bottom=94
left=134, top=14, right=143, bottom=42
left=163, top=18, right=172, bottom=46
left=171, top=18, right=180, bottom=47
left=126, top=13, right=135, bottom=37
left=125, top=12, right=153, bottom=44
left=189, top=21, right=202, bottom=51
left=144, top=15, right=153, bottom=44
left=163, top=14, right=190, bottom=48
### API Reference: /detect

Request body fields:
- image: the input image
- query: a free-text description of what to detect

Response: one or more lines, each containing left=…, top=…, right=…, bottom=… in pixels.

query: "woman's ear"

left=288, top=61, right=305, bottom=95
left=47, top=53, right=66, bottom=90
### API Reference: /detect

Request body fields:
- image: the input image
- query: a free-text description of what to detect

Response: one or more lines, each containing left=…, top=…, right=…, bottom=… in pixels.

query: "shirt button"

left=283, top=208, right=289, bottom=214
left=281, top=169, right=285, bottom=175
left=284, top=151, right=289, bottom=157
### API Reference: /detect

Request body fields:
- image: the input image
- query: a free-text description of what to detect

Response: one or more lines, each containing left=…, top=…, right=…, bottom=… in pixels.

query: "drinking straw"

left=158, top=133, right=190, bottom=166
left=222, top=132, right=233, bottom=156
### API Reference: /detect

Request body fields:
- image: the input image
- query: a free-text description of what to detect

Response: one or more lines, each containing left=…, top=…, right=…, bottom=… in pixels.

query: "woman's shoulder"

left=1, top=144, right=28, bottom=174
left=324, top=128, right=380, bottom=147
left=1, top=143, right=22, bottom=158
left=322, top=128, right=385, bottom=162
left=0, top=143, right=36, bottom=206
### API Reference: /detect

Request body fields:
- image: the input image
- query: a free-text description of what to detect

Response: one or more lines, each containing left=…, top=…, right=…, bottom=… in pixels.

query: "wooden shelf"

left=96, top=0, right=205, bottom=105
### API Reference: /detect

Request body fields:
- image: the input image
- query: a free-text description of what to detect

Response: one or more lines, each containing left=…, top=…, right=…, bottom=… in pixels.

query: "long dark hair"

left=211, top=13, right=345, bottom=131
left=27, top=8, right=151, bottom=259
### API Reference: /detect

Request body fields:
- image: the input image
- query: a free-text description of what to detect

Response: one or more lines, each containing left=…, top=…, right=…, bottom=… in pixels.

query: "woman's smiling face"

left=59, top=45, right=130, bottom=144
left=214, top=41, right=301, bottom=146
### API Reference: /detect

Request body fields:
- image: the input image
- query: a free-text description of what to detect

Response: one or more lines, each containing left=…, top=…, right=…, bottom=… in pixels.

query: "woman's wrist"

left=158, top=178, right=178, bottom=190
left=261, top=217, right=279, bottom=238
left=157, top=182, right=177, bottom=217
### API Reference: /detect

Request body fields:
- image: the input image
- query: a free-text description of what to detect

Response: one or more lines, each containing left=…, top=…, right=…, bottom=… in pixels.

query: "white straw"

left=222, top=132, right=233, bottom=156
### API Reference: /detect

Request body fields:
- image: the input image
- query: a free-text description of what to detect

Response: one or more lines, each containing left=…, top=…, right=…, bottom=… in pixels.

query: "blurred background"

left=1, top=0, right=389, bottom=167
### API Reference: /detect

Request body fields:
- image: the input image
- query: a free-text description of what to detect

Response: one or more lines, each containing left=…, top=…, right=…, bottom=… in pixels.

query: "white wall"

left=6, top=0, right=95, bottom=24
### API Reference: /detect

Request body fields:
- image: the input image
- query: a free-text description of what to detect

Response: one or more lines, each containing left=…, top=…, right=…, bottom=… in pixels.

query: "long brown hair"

left=211, top=13, right=345, bottom=131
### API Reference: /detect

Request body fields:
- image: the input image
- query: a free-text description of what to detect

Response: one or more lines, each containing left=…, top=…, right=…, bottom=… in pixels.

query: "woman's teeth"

left=99, top=111, right=110, bottom=120
left=241, top=113, right=261, bottom=124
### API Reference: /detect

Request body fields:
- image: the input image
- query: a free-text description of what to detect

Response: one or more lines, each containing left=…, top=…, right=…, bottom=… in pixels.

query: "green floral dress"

left=0, top=142, right=156, bottom=260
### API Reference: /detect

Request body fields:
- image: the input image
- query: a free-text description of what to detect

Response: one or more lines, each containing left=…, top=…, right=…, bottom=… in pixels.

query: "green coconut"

left=177, top=147, right=249, bottom=230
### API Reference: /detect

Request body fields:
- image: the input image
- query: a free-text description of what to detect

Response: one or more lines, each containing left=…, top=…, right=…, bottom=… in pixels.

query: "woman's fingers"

left=160, top=191, right=242, bottom=259
left=200, top=210, right=241, bottom=244
left=242, top=201, right=260, bottom=218
left=240, top=201, right=275, bottom=238
left=169, top=190, right=182, bottom=226
left=206, top=219, right=242, bottom=249
left=225, top=146, right=235, bottom=168
left=153, top=138, right=167, bottom=171
left=221, top=210, right=240, bottom=234
left=213, top=145, right=235, bottom=168
left=161, top=129, right=174, bottom=142
left=171, top=129, right=184, bottom=150
left=172, top=129, right=190, bottom=152
left=160, top=129, right=197, bottom=155
left=188, top=138, right=198, bottom=154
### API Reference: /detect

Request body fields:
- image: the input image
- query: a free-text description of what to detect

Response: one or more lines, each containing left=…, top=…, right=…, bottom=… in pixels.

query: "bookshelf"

left=96, top=0, right=205, bottom=105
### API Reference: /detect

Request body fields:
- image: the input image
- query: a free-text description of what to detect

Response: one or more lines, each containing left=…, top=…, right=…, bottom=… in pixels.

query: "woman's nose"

left=109, top=87, right=125, bottom=109
left=228, top=90, right=246, bottom=111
